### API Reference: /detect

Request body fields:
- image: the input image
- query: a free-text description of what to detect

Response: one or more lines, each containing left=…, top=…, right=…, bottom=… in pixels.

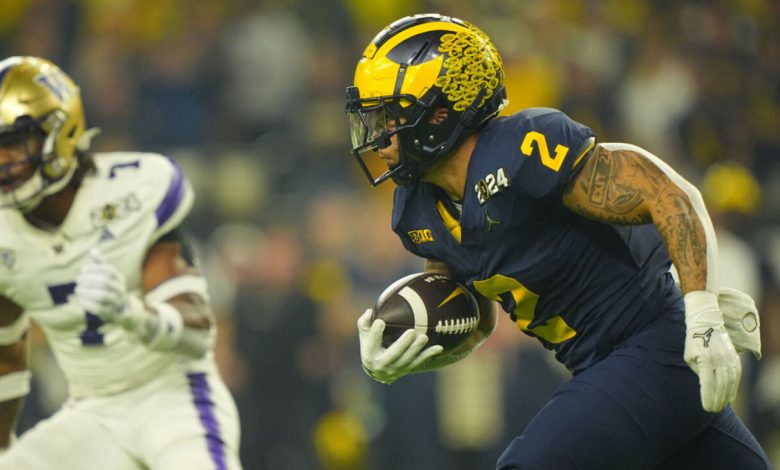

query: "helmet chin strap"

left=440, top=87, right=487, bottom=156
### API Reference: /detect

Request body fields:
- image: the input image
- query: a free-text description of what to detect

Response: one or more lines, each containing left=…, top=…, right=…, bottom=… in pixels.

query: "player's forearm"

left=563, top=143, right=718, bottom=294
left=122, top=294, right=213, bottom=358
left=0, top=366, right=31, bottom=449
left=150, top=296, right=213, bottom=357
left=0, top=397, right=23, bottom=448
left=629, top=146, right=718, bottom=294
left=0, top=336, right=30, bottom=447
left=131, top=273, right=214, bottom=357
left=649, top=183, right=710, bottom=293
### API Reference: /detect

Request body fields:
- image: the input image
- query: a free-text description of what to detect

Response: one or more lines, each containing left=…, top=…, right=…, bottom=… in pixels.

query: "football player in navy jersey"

left=347, top=14, right=770, bottom=469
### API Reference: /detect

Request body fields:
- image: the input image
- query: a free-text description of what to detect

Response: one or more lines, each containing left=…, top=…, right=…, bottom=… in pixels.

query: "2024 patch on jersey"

left=0, top=152, right=193, bottom=397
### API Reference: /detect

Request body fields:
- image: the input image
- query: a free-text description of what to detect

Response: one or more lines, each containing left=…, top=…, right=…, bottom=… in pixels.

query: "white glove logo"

left=692, top=328, right=713, bottom=347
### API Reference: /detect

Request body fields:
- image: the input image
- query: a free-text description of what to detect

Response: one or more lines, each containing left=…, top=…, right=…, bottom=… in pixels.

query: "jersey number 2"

left=47, top=282, right=105, bottom=346
left=520, top=131, right=570, bottom=172
left=473, top=274, right=576, bottom=344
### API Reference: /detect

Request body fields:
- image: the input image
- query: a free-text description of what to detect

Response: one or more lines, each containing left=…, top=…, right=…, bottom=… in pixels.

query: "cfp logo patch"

left=90, top=192, right=141, bottom=228
left=474, top=167, right=509, bottom=204
left=408, top=229, right=434, bottom=244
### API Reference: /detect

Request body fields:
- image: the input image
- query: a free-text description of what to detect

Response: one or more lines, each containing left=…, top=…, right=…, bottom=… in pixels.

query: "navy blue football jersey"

left=392, top=108, right=685, bottom=372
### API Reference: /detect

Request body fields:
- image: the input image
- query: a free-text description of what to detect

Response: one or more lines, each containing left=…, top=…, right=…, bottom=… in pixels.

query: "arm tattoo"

left=564, top=144, right=709, bottom=291
left=585, top=150, right=644, bottom=213
left=654, top=190, right=707, bottom=289
left=565, top=146, right=668, bottom=225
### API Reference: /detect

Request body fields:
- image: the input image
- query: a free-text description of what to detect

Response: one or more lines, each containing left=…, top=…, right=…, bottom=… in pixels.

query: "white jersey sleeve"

left=147, top=154, right=195, bottom=243
left=0, top=152, right=205, bottom=398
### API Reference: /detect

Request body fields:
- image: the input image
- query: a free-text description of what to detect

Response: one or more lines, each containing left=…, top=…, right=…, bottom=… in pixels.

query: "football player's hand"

left=718, top=287, right=761, bottom=359
left=357, top=308, right=443, bottom=384
left=74, top=249, right=129, bottom=323
left=684, top=291, right=741, bottom=413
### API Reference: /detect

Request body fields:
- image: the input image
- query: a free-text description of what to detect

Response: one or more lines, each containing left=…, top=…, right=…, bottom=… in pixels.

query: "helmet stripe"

left=0, top=57, right=22, bottom=88
left=0, top=67, right=11, bottom=89
left=372, top=22, right=463, bottom=60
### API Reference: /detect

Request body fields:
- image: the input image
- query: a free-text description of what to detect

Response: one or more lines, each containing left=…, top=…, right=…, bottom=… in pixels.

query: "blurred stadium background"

left=2, top=0, right=779, bottom=468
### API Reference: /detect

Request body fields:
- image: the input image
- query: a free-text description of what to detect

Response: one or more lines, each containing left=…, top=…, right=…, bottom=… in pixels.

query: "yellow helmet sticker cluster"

left=435, top=24, right=503, bottom=111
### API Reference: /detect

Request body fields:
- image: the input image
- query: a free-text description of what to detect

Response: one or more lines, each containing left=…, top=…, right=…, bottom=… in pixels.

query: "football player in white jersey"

left=0, top=56, right=242, bottom=469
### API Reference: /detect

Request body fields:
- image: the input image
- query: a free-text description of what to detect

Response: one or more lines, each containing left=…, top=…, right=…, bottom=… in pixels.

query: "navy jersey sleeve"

left=509, top=108, right=595, bottom=200
left=392, top=186, right=425, bottom=258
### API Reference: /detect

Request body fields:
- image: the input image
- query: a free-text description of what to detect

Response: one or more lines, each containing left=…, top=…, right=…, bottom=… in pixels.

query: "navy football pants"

left=496, top=346, right=770, bottom=470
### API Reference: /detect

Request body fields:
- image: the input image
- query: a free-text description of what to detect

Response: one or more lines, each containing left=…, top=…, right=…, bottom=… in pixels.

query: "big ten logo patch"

left=408, top=229, right=435, bottom=244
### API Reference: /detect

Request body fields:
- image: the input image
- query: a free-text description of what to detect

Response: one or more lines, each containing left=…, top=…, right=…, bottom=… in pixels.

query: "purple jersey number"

left=47, top=282, right=105, bottom=346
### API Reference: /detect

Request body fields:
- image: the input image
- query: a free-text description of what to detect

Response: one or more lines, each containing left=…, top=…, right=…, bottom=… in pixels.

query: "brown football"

left=371, top=272, right=480, bottom=352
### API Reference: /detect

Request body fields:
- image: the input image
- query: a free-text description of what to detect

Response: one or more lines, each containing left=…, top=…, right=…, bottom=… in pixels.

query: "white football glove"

left=357, top=308, right=443, bottom=384
left=718, top=287, right=761, bottom=359
left=684, top=291, right=742, bottom=413
left=74, top=249, right=133, bottom=323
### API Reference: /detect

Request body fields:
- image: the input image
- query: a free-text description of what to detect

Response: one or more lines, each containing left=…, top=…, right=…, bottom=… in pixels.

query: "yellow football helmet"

left=346, top=14, right=507, bottom=186
left=702, top=162, right=760, bottom=215
left=0, top=56, right=87, bottom=210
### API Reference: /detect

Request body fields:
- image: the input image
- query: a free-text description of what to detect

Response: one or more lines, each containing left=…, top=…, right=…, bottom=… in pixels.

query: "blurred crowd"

left=2, top=0, right=779, bottom=468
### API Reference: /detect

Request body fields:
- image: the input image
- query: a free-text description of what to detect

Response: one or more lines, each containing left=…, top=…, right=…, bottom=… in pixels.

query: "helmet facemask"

left=0, top=118, right=45, bottom=210
left=346, top=86, right=435, bottom=187
left=0, top=113, right=80, bottom=212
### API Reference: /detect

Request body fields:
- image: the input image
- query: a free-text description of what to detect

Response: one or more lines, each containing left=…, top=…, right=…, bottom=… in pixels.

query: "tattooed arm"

left=563, top=143, right=742, bottom=412
left=0, top=296, right=30, bottom=450
left=562, top=143, right=714, bottom=293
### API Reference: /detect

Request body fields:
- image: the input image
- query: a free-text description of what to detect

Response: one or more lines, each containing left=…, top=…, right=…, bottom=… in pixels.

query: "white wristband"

left=145, top=301, right=184, bottom=351
left=0, top=313, right=29, bottom=346
left=683, top=290, right=719, bottom=315
left=0, top=370, right=31, bottom=402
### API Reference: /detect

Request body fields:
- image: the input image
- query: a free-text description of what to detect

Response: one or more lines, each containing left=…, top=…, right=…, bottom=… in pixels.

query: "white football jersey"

left=0, top=152, right=200, bottom=398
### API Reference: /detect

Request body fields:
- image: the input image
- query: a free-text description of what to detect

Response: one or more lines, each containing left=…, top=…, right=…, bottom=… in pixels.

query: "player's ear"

left=428, top=108, right=448, bottom=125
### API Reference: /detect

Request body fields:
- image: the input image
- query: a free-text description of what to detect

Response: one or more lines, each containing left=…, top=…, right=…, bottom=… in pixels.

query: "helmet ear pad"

left=396, top=92, right=471, bottom=169
left=398, top=94, right=446, bottom=154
